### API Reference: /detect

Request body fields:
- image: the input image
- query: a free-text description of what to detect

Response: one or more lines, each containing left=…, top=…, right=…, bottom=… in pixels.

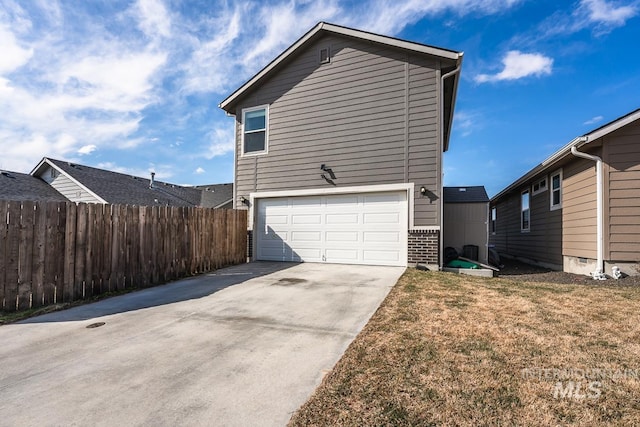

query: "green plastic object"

left=446, top=259, right=479, bottom=269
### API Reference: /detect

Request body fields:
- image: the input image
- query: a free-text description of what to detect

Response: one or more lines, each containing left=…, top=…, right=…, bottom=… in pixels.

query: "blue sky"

left=1, top=0, right=638, bottom=196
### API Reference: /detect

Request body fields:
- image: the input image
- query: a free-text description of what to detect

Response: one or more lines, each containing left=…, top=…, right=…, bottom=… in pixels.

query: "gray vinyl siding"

left=490, top=176, right=562, bottom=268
left=234, top=33, right=448, bottom=228
left=444, top=202, right=489, bottom=263
left=38, top=165, right=101, bottom=203
left=604, top=120, right=640, bottom=261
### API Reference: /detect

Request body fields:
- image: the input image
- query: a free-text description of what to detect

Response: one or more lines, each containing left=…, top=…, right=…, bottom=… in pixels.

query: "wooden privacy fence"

left=0, top=200, right=247, bottom=312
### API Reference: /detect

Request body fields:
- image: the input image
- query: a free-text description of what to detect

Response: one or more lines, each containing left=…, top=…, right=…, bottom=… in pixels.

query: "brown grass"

left=288, top=270, right=640, bottom=426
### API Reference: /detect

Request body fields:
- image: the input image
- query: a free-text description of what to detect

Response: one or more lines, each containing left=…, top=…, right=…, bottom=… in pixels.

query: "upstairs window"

left=242, top=106, right=268, bottom=155
left=550, top=169, right=562, bottom=210
left=521, top=189, right=530, bottom=232
left=491, top=206, right=497, bottom=234
left=532, top=176, right=547, bottom=195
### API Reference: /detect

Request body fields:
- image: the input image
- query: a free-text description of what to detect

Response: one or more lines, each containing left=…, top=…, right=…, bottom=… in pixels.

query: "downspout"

left=439, top=63, right=461, bottom=269
left=570, top=139, right=606, bottom=280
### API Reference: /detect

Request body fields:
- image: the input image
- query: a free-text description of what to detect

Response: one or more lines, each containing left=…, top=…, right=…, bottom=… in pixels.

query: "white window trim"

left=532, top=175, right=548, bottom=196
left=521, top=189, right=530, bottom=232
left=247, top=183, right=415, bottom=231
left=550, top=169, right=563, bottom=211
left=241, top=105, right=269, bottom=157
left=490, top=206, right=497, bottom=235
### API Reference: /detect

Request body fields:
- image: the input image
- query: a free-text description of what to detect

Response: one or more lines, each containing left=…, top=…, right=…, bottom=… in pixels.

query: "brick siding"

left=408, top=229, right=439, bottom=265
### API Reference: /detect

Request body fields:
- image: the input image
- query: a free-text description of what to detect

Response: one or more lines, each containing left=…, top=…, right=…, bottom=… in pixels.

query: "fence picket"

left=0, top=200, right=246, bottom=312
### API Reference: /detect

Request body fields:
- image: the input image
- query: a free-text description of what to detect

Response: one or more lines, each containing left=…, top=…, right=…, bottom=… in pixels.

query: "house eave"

left=219, top=21, right=463, bottom=114
left=491, top=107, right=640, bottom=202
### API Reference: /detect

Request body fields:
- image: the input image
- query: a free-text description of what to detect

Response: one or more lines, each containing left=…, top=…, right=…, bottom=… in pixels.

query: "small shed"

left=443, top=186, right=490, bottom=263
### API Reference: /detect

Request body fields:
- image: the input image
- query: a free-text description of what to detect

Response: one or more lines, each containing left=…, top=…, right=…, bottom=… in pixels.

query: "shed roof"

left=491, top=107, right=640, bottom=202
left=0, top=170, right=67, bottom=202
left=444, top=186, right=489, bottom=203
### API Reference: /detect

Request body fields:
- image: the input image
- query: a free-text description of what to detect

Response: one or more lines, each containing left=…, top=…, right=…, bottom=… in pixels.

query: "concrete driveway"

left=0, top=262, right=404, bottom=427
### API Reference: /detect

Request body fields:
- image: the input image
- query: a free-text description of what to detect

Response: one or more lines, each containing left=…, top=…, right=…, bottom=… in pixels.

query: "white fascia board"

left=247, top=183, right=414, bottom=230
left=32, top=158, right=108, bottom=204
left=493, top=110, right=640, bottom=202
left=219, top=22, right=323, bottom=112
left=584, top=109, right=640, bottom=142
left=219, top=22, right=462, bottom=113
left=321, top=23, right=461, bottom=60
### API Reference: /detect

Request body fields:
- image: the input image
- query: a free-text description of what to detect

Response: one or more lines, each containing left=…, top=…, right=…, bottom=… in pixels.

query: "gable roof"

left=492, top=107, right=640, bottom=202
left=0, top=170, right=67, bottom=202
left=219, top=22, right=463, bottom=151
left=219, top=22, right=462, bottom=114
left=195, top=183, right=234, bottom=208
left=444, top=186, right=489, bottom=203
left=30, top=158, right=232, bottom=207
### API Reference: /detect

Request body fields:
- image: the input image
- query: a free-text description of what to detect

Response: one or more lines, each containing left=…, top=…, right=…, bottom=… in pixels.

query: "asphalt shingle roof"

left=443, top=186, right=489, bottom=203
left=45, top=158, right=232, bottom=207
left=0, top=170, right=68, bottom=202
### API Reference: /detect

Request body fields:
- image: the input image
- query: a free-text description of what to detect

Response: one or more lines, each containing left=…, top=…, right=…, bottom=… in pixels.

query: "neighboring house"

left=30, top=158, right=233, bottom=208
left=0, top=170, right=67, bottom=202
left=443, top=186, right=489, bottom=263
left=219, top=22, right=463, bottom=267
left=490, top=108, right=640, bottom=277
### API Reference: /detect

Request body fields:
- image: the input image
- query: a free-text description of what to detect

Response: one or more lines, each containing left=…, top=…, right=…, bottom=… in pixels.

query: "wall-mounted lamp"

left=239, top=196, right=250, bottom=206
left=420, top=186, right=427, bottom=196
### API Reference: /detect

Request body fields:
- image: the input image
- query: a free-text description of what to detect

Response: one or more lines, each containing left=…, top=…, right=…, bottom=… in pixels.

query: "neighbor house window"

left=319, top=47, right=330, bottom=64
left=532, top=176, right=547, bottom=195
left=491, top=206, right=497, bottom=234
left=242, top=106, right=268, bottom=155
left=550, top=169, right=562, bottom=210
left=521, top=189, right=530, bottom=232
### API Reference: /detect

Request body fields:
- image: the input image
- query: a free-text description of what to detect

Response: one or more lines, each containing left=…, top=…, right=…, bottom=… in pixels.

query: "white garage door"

left=255, top=191, right=407, bottom=266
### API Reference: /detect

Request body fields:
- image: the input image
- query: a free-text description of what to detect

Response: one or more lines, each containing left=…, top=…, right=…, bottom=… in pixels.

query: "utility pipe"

left=570, top=141, right=606, bottom=280
left=439, top=64, right=462, bottom=269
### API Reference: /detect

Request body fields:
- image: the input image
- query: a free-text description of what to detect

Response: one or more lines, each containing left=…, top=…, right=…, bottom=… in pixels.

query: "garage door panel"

left=364, top=250, right=401, bottom=262
left=326, top=231, right=359, bottom=242
left=291, top=231, right=322, bottom=242
left=326, top=213, right=359, bottom=224
left=326, top=195, right=359, bottom=206
left=291, top=197, right=322, bottom=208
left=364, top=212, right=400, bottom=224
left=326, top=249, right=359, bottom=262
left=256, top=191, right=407, bottom=266
left=292, top=214, right=322, bottom=224
left=364, top=193, right=403, bottom=204
left=364, top=231, right=400, bottom=243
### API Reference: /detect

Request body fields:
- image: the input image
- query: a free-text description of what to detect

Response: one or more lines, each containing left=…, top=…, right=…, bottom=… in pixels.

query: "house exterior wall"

left=604, top=120, right=640, bottom=265
left=233, top=33, right=447, bottom=229
left=443, top=202, right=489, bottom=263
left=490, top=176, right=563, bottom=269
left=562, top=155, right=597, bottom=260
left=36, top=165, right=100, bottom=203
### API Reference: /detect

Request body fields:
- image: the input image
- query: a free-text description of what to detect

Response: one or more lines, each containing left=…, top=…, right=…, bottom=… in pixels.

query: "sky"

left=0, top=0, right=638, bottom=197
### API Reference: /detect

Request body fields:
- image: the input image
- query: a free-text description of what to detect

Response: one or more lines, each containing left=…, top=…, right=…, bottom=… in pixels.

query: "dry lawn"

left=289, top=269, right=640, bottom=426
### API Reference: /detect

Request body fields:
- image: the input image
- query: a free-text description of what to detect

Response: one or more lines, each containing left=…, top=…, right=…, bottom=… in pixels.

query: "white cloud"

left=580, top=0, right=637, bottom=27
left=77, top=144, right=97, bottom=155
left=195, top=167, right=205, bottom=174
left=205, top=126, right=235, bottom=158
left=132, top=0, right=171, bottom=40
left=350, top=0, right=524, bottom=35
left=96, top=161, right=174, bottom=180
left=0, top=24, right=33, bottom=73
left=584, top=115, right=604, bottom=125
left=475, top=50, right=553, bottom=83
left=531, top=0, right=637, bottom=40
